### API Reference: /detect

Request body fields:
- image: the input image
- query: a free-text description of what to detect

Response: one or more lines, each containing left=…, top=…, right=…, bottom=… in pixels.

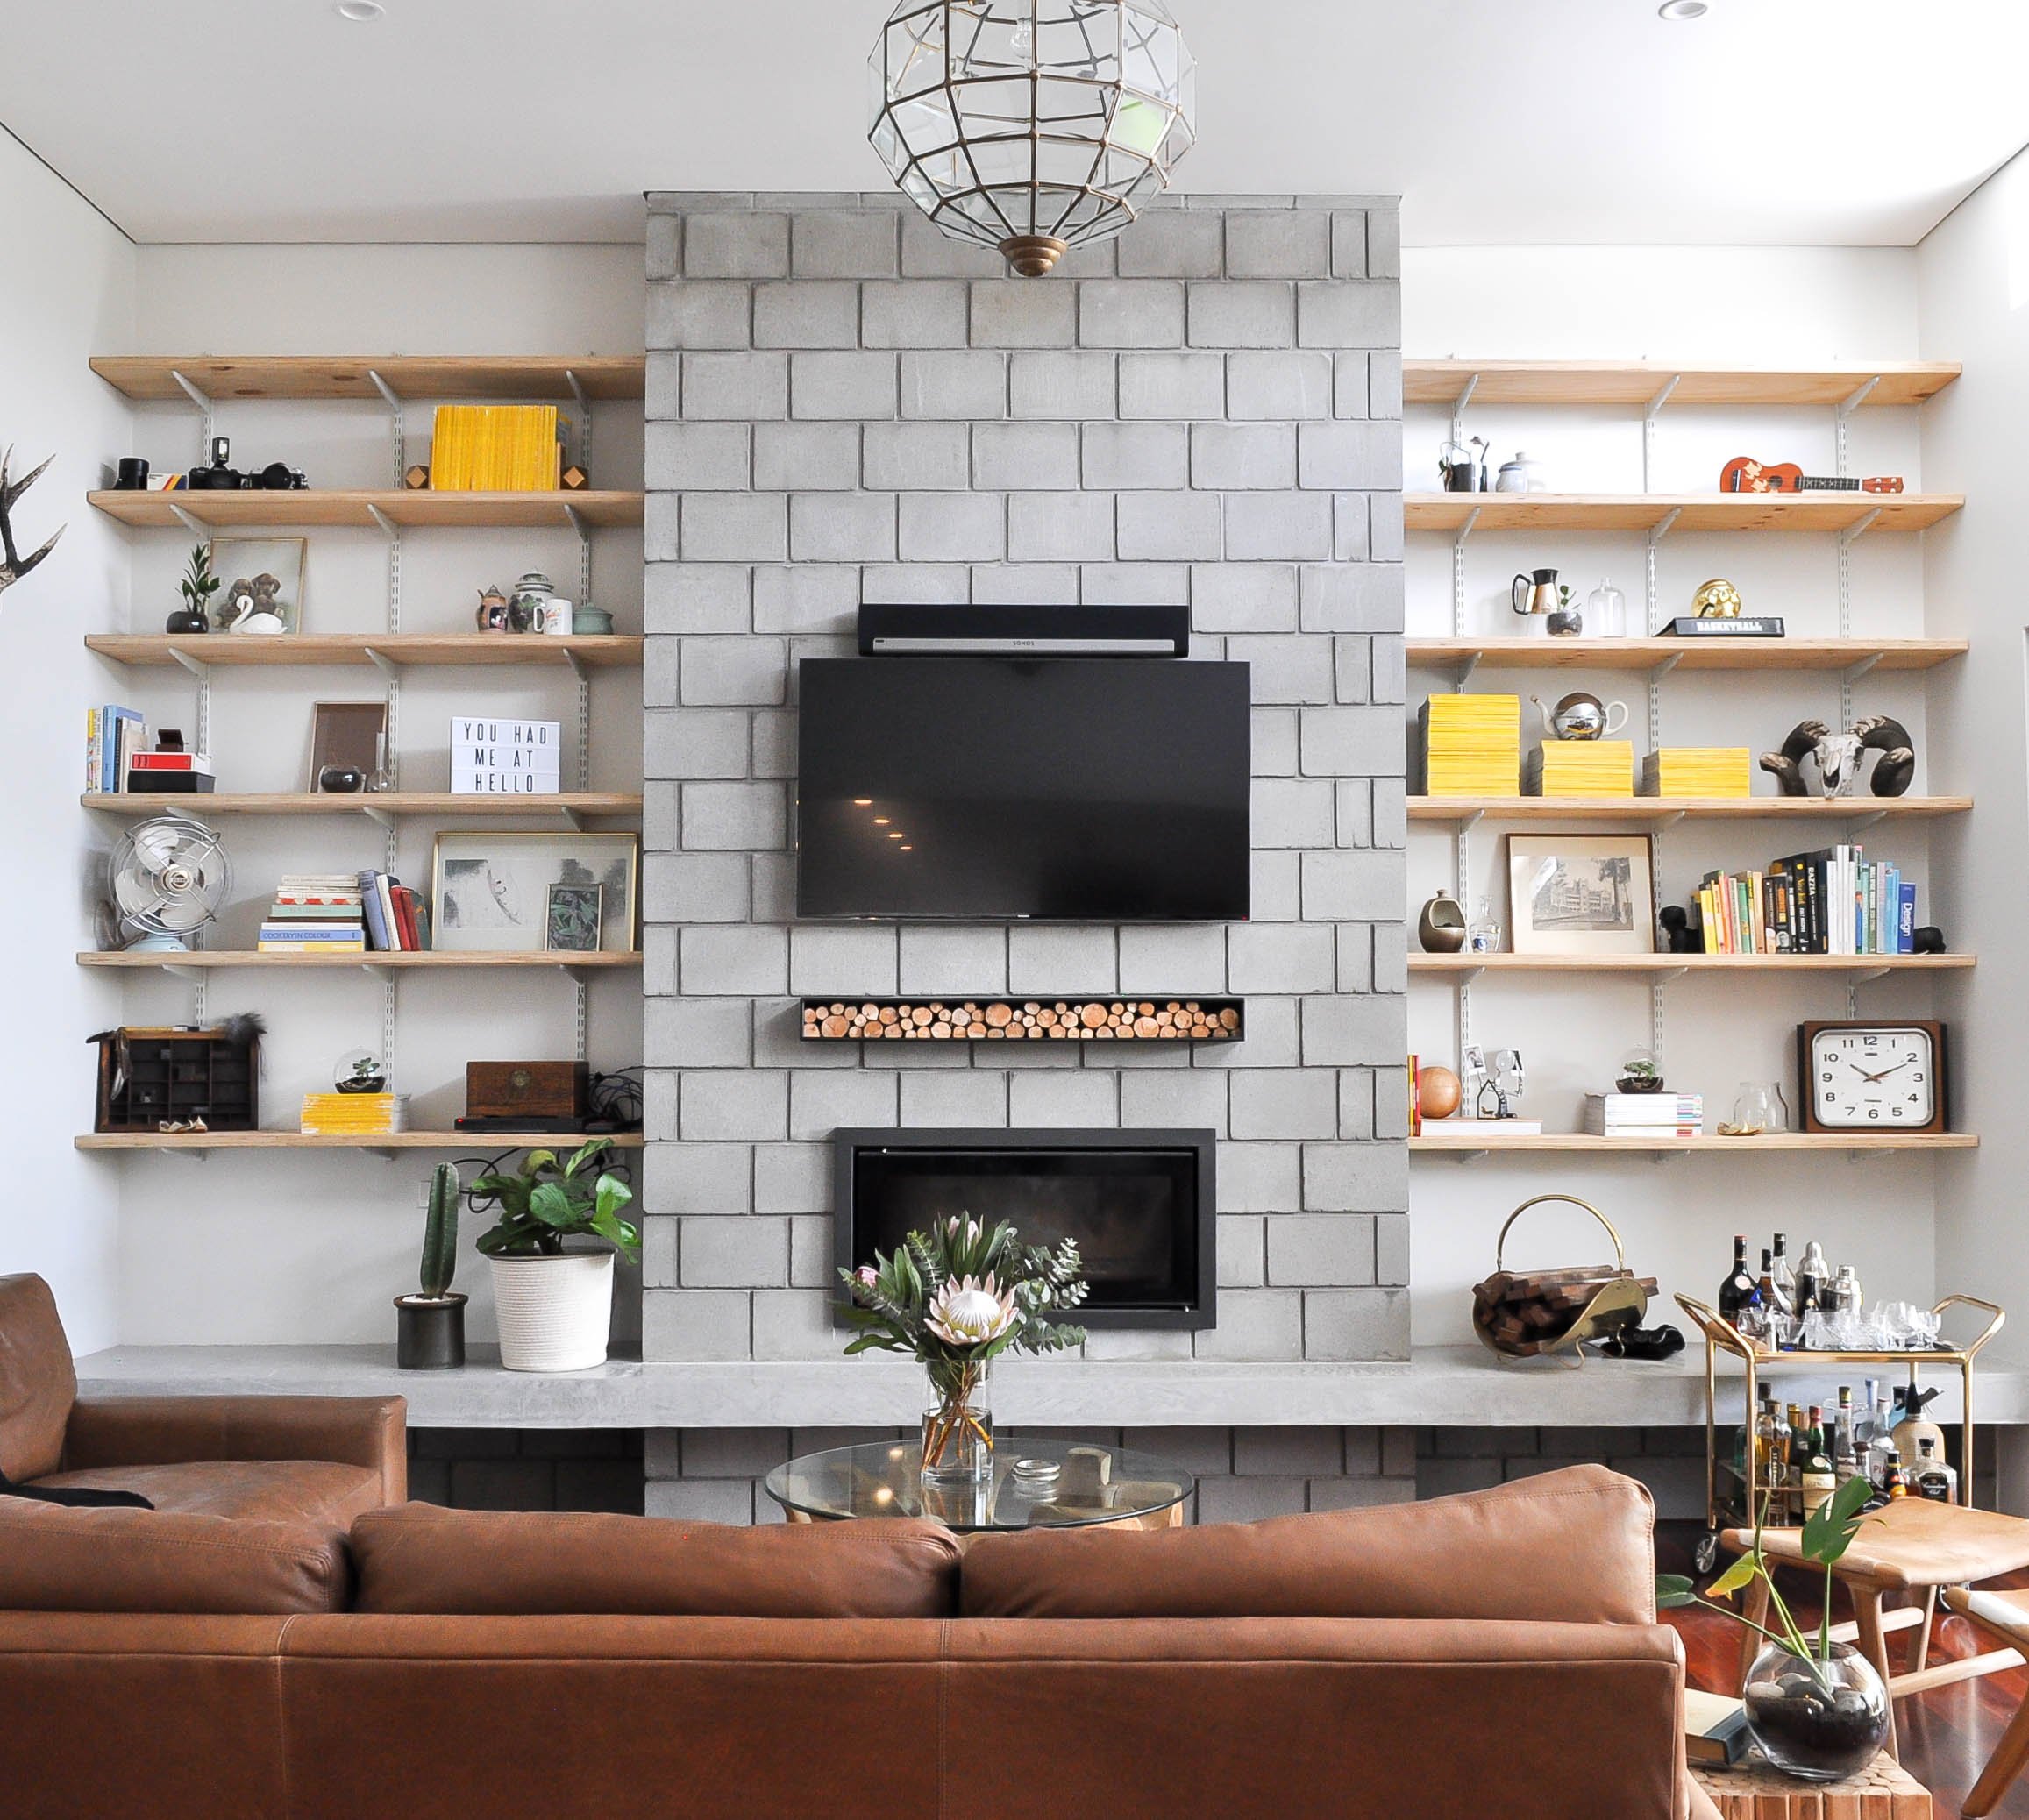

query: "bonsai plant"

left=1657, top=1475, right=1889, bottom=1781
left=394, top=1162, right=466, bottom=1370
left=167, top=544, right=217, bottom=634
left=839, top=1215, right=1087, bottom=1483
left=473, top=1139, right=638, bottom=1372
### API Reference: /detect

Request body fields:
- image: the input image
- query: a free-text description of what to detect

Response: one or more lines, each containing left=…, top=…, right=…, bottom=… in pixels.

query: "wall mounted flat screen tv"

left=796, top=657, right=1250, bottom=921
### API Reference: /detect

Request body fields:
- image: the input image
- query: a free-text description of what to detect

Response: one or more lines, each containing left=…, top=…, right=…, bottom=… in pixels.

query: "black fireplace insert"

left=832, top=1127, right=1215, bottom=1330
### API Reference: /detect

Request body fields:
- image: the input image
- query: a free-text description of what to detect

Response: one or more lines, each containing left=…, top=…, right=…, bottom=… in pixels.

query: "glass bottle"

left=1767, top=1083, right=1791, bottom=1135
left=1754, top=1397, right=1778, bottom=1488
left=1769, top=1234, right=1798, bottom=1316
left=1719, top=1234, right=1759, bottom=1324
left=1731, top=1083, right=1772, bottom=1136
left=1586, top=576, right=1628, bottom=638
left=1806, top=1404, right=1826, bottom=1461
left=1833, top=1388, right=1860, bottom=1485
left=1467, top=893, right=1501, bottom=956
left=1884, top=1459, right=1909, bottom=1498
left=1866, top=1398, right=1899, bottom=1491
left=1912, top=1436, right=1958, bottom=1504
left=1758, top=1249, right=1781, bottom=1319
left=1786, top=1403, right=1808, bottom=1518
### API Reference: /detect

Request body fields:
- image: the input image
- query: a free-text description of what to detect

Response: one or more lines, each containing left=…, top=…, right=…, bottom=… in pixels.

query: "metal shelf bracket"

left=1834, top=378, right=1881, bottom=477
left=1449, top=374, right=1479, bottom=445
left=167, top=503, right=211, bottom=539
left=1641, top=374, right=1681, bottom=493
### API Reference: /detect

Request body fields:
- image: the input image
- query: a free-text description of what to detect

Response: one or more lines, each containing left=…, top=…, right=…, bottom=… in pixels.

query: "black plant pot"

left=395, top=1294, right=466, bottom=1370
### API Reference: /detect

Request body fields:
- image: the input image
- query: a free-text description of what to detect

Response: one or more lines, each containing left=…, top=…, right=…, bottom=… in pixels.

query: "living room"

left=4, top=3, right=2029, bottom=1814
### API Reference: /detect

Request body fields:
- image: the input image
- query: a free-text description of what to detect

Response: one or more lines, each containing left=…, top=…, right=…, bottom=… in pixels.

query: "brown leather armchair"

left=0, top=1273, right=404, bottom=1524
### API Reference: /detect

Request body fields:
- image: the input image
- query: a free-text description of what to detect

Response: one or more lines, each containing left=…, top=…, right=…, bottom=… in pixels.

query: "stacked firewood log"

left=801, top=999, right=1242, bottom=1042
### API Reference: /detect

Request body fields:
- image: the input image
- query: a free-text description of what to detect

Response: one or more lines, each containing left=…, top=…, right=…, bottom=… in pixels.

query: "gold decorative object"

left=1470, top=1195, right=1655, bottom=1365
left=1692, top=577, right=1745, bottom=618
left=869, top=0, right=1197, bottom=279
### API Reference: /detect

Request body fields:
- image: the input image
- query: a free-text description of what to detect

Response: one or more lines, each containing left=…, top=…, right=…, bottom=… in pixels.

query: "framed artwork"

left=307, top=701, right=387, bottom=792
left=208, top=536, right=306, bottom=634
left=545, top=882, right=603, bottom=953
left=431, top=831, right=638, bottom=954
left=1505, top=832, right=1656, bottom=956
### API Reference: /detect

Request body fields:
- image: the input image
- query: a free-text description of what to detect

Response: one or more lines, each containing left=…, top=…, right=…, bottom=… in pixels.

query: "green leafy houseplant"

left=180, top=544, right=220, bottom=618
left=472, top=1139, right=640, bottom=1261
left=839, top=1215, right=1088, bottom=1476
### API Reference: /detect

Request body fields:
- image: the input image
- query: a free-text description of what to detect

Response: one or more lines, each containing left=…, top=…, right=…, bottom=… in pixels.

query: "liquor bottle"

left=1866, top=1393, right=1899, bottom=1491
left=1754, top=1397, right=1778, bottom=1488
left=1912, top=1437, right=1958, bottom=1504
left=1833, top=1386, right=1858, bottom=1483
left=1893, top=1378, right=1946, bottom=1470
left=1802, top=1449, right=1837, bottom=1518
left=1719, top=1235, right=1759, bottom=1323
left=1786, top=1403, right=1808, bottom=1518
left=1806, top=1404, right=1826, bottom=1461
left=1796, top=1240, right=1830, bottom=1314
left=1884, top=1458, right=1909, bottom=1498
left=1759, top=1250, right=1781, bottom=1319
left=1769, top=1234, right=1798, bottom=1315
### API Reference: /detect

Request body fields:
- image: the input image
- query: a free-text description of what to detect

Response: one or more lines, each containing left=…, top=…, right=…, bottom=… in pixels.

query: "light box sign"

left=451, top=716, right=562, bottom=795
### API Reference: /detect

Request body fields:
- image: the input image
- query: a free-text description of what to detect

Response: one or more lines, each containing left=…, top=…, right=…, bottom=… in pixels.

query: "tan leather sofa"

left=0, top=1464, right=1719, bottom=1820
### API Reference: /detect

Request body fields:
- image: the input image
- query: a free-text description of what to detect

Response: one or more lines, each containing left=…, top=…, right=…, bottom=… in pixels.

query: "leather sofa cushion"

left=0, top=1496, right=351, bottom=1613
left=0, top=1276, right=75, bottom=1482
left=29, top=1460, right=384, bottom=1527
left=962, top=1463, right=1656, bottom=1624
left=352, top=1504, right=965, bottom=1617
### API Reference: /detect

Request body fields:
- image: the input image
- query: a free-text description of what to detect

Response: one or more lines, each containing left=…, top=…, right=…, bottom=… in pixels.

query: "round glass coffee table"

left=764, top=1437, right=1193, bottom=1533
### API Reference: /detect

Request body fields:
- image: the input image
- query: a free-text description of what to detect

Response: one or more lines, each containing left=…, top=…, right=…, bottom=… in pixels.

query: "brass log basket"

left=1471, top=1194, right=1655, bottom=1369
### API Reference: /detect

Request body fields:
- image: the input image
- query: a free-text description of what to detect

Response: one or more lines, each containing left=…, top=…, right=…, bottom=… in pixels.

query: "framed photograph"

left=1505, top=832, right=1656, bottom=956
left=431, top=831, right=638, bottom=955
left=208, top=536, right=306, bottom=634
left=307, top=700, right=388, bottom=792
left=545, top=882, right=603, bottom=953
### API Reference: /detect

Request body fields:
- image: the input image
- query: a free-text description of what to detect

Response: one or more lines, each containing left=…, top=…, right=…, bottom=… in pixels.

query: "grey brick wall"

left=641, top=193, right=1405, bottom=1506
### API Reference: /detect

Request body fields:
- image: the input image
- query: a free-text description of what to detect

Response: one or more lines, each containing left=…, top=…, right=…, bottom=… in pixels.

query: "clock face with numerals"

left=1806, top=1025, right=1938, bottom=1129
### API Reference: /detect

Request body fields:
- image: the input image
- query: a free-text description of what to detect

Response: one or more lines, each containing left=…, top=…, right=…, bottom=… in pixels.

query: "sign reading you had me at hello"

left=451, top=717, right=562, bottom=794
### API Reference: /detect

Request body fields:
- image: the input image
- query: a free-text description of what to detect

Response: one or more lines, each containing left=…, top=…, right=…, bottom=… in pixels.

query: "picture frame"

left=207, top=536, right=306, bottom=635
left=1505, top=831, right=1656, bottom=956
left=306, top=700, right=388, bottom=793
left=431, top=830, right=638, bottom=955
left=545, top=882, right=603, bottom=953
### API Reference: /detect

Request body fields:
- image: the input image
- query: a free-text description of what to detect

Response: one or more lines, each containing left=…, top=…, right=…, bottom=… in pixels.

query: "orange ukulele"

left=1720, top=455, right=1904, bottom=494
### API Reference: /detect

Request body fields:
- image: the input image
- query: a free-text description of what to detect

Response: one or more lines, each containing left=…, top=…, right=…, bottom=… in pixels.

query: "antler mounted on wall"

left=0, top=446, right=65, bottom=599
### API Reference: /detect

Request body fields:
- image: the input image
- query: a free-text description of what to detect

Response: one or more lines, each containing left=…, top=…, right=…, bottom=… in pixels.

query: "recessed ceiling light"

left=337, top=2, right=385, bottom=19
left=1657, top=1, right=1707, bottom=17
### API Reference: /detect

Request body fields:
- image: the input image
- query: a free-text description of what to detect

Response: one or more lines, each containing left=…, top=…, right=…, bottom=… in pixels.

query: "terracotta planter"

left=489, top=1252, right=614, bottom=1372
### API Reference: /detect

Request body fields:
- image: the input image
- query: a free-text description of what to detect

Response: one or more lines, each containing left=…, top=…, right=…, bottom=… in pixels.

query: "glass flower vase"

left=1742, top=1640, right=1890, bottom=1781
left=921, top=1358, right=993, bottom=1485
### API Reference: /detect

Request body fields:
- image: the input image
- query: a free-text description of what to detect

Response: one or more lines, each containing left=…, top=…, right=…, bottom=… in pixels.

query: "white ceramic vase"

left=489, top=1252, right=614, bottom=1372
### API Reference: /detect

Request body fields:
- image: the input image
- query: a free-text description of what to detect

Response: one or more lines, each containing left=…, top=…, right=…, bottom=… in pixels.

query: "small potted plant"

left=394, top=1162, right=466, bottom=1370
left=1617, top=1057, right=1667, bottom=1094
left=473, top=1139, right=638, bottom=1372
left=1658, top=1476, right=1889, bottom=1781
left=839, top=1215, right=1087, bottom=1484
left=166, top=544, right=217, bottom=634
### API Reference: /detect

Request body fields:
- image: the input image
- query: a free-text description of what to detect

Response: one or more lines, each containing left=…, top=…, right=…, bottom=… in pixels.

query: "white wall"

left=100, top=241, right=644, bottom=1346
left=1919, top=151, right=2029, bottom=1368
left=0, top=133, right=134, bottom=1350
left=1400, top=245, right=1948, bottom=1346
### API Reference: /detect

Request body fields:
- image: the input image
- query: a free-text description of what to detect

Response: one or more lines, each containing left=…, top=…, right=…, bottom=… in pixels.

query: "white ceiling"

left=4, top=0, right=2025, bottom=247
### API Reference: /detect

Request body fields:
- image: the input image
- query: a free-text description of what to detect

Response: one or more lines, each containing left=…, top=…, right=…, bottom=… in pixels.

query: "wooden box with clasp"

left=465, top=1062, right=589, bottom=1122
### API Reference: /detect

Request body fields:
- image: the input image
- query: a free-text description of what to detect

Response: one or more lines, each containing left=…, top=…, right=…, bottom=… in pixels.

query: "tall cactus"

left=419, top=1162, right=459, bottom=1298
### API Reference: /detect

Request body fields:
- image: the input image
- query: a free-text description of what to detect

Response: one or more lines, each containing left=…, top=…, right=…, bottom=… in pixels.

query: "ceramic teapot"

left=1534, top=692, right=1630, bottom=742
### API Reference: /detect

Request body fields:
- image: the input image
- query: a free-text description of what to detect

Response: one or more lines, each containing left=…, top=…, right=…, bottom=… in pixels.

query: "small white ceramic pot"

left=489, top=1251, right=614, bottom=1372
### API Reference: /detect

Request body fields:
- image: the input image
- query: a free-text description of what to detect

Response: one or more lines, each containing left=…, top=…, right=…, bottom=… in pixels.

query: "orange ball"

left=1417, top=1065, right=1463, bottom=1120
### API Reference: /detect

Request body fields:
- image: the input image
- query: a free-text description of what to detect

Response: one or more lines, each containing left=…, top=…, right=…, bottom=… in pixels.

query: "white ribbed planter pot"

left=489, top=1252, right=614, bottom=1372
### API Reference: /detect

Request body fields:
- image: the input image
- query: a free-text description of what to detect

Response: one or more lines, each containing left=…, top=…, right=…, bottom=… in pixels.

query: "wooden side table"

left=1692, top=1753, right=1930, bottom=1817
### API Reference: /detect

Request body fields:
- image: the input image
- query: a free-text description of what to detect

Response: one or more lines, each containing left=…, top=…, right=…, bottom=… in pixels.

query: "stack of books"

left=1420, top=693, right=1520, bottom=795
left=1523, top=740, right=1634, bottom=797
left=1584, top=1092, right=1705, bottom=1137
left=300, top=1092, right=410, bottom=1136
left=357, top=870, right=428, bottom=951
left=126, top=750, right=215, bottom=794
left=1640, top=748, right=1751, bottom=796
left=259, top=876, right=367, bottom=954
left=84, top=706, right=143, bottom=793
left=1698, top=846, right=1913, bottom=956
left=429, top=405, right=567, bottom=491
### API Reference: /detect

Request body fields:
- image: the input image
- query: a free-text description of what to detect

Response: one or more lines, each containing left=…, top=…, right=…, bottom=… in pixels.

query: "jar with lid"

left=506, top=572, right=556, bottom=635
left=1586, top=577, right=1628, bottom=638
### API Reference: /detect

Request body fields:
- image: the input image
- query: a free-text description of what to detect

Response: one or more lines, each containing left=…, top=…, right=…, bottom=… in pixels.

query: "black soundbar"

left=857, top=601, right=1189, bottom=658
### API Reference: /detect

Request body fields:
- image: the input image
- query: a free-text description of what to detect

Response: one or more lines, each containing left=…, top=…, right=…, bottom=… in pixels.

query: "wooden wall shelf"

left=1413, top=1131, right=1977, bottom=1155
left=1408, top=953, right=1973, bottom=977
left=1406, top=493, right=1962, bottom=534
left=90, top=354, right=646, bottom=402
left=88, top=489, right=644, bottom=530
left=79, top=951, right=641, bottom=972
left=76, top=1130, right=646, bottom=1154
left=83, top=792, right=642, bottom=821
left=86, top=633, right=643, bottom=671
left=1406, top=637, right=1967, bottom=673
left=1403, top=360, right=1960, bottom=409
left=1408, top=795, right=1971, bottom=823
left=801, top=997, right=1244, bottom=1042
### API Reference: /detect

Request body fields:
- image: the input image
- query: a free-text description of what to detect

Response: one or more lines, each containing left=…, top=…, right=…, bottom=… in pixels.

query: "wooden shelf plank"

left=88, top=490, right=644, bottom=530
left=1412, top=1131, right=1977, bottom=1154
left=90, top=354, right=645, bottom=402
left=76, top=1130, right=646, bottom=1153
left=1408, top=953, right=1973, bottom=976
left=1404, top=493, right=1962, bottom=533
left=1408, top=795, right=1971, bottom=822
left=78, top=950, right=641, bottom=971
left=1406, top=637, right=1967, bottom=673
left=1403, top=359, right=1960, bottom=409
left=82, top=792, right=642, bottom=819
left=86, top=633, right=643, bottom=671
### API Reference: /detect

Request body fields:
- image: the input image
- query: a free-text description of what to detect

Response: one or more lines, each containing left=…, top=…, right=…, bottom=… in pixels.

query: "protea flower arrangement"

left=840, top=1215, right=1088, bottom=1482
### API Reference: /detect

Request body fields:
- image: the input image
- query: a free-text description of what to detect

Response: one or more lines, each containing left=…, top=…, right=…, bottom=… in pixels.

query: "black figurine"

left=1658, top=905, right=1703, bottom=954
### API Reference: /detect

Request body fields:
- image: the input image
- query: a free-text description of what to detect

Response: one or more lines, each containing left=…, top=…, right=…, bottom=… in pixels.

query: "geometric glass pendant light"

left=869, top=0, right=1196, bottom=277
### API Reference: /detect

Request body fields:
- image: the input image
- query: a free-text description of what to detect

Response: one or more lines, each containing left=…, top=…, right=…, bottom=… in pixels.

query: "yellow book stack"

left=299, top=1093, right=410, bottom=1136
left=429, top=406, right=563, bottom=491
left=1523, top=740, right=1634, bottom=797
left=1640, top=748, right=1752, bottom=797
left=1420, top=693, right=1520, bottom=796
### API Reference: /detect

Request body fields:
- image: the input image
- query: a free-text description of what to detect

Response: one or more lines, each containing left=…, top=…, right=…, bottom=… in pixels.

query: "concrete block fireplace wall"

left=640, top=190, right=1406, bottom=1520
